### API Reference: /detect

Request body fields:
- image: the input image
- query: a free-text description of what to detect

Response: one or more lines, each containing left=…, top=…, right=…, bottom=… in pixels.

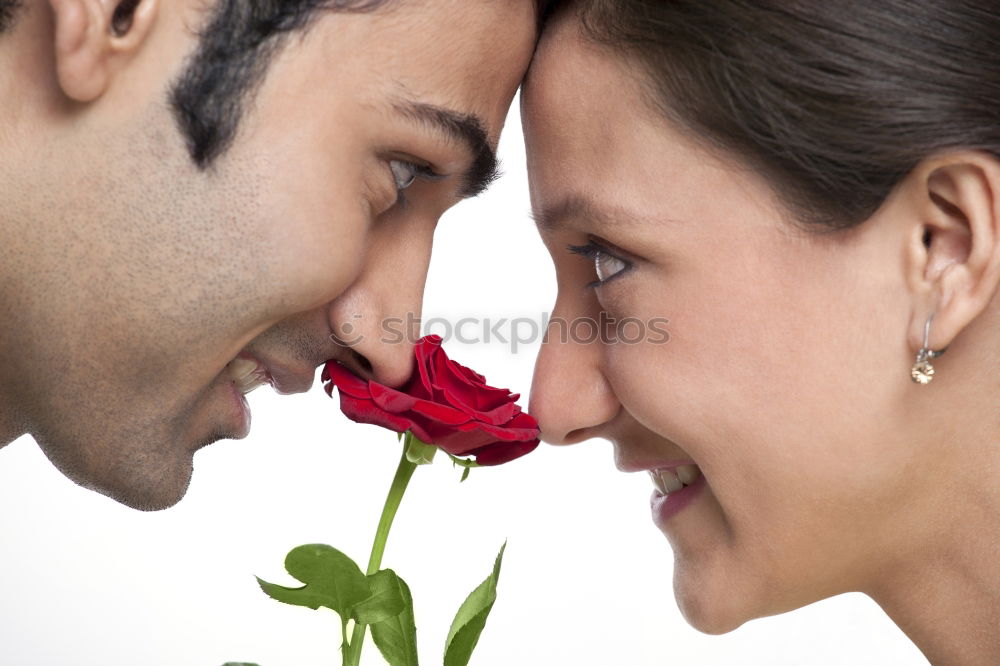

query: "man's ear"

left=903, top=152, right=1000, bottom=353
left=48, top=0, right=158, bottom=103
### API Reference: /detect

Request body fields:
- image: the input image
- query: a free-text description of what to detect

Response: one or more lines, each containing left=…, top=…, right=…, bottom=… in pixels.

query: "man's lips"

left=226, top=353, right=271, bottom=394
left=262, top=358, right=316, bottom=395
left=227, top=351, right=315, bottom=395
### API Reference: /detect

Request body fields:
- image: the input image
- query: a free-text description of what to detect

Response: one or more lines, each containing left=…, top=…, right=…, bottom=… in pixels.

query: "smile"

left=225, top=354, right=273, bottom=395
left=648, top=464, right=702, bottom=495
left=649, top=464, right=706, bottom=527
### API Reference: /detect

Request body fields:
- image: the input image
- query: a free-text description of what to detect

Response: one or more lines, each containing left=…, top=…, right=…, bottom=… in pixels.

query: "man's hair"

left=169, top=0, right=388, bottom=169
left=1, top=0, right=546, bottom=169
left=0, top=0, right=21, bottom=32
left=172, top=0, right=553, bottom=169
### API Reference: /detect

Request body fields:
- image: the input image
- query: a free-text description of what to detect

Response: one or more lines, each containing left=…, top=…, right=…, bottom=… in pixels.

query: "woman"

left=524, top=1, right=1000, bottom=663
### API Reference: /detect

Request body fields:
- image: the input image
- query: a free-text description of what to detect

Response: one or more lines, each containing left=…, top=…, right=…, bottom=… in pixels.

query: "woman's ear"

left=903, top=152, right=1000, bottom=353
left=48, top=0, right=158, bottom=103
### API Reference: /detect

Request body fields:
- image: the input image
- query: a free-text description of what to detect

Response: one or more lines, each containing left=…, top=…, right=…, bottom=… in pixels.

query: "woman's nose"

left=529, top=312, right=620, bottom=444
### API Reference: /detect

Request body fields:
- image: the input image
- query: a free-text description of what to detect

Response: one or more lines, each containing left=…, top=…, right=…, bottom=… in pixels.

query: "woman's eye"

left=595, top=252, right=628, bottom=282
left=567, top=241, right=632, bottom=287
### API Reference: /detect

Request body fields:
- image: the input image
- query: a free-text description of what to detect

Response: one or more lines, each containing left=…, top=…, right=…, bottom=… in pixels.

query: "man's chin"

left=79, top=460, right=195, bottom=511
left=114, top=478, right=192, bottom=512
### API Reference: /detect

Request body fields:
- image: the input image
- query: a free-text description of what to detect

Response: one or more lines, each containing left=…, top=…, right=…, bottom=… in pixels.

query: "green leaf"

left=369, top=572, right=419, bottom=666
left=460, top=467, right=471, bottom=483
left=352, top=569, right=406, bottom=624
left=443, top=542, right=507, bottom=666
left=257, top=544, right=369, bottom=619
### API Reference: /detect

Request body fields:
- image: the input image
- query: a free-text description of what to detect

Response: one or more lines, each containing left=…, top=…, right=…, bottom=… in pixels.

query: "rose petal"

left=369, top=381, right=420, bottom=413
left=324, top=362, right=371, bottom=399
left=409, top=398, right=472, bottom=425
left=438, top=388, right=520, bottom=425
left=456, top=418, right=540, bottom=442
left=455, top=361, right=487, bottom=386
left=506, top=410, right=540, bottom=430
left=468, top=438, right=540, bottom=466
left=338, top=393, right=414, bottom=434
left=322, top=335, right=541, bottom=466
left=431, top=359, right=513, bottom=412
left=429, top=428, right=495, bottom=455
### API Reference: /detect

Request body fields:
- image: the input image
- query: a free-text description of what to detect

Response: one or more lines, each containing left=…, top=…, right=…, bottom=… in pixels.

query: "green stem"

left=341, top=619, right=350, bottom=659
left=344, top=434, right=419, bottom=666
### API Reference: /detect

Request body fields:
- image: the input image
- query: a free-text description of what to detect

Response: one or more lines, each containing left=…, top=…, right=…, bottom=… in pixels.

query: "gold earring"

left=911, top=314, right=948, bottom=384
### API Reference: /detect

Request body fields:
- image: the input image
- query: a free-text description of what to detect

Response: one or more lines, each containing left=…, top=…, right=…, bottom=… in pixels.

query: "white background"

left=0, top=101, right=929, bottom=666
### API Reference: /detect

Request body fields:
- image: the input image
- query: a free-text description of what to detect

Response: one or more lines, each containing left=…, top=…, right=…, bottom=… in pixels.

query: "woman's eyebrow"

left=392, top=100, right=500, bottom=198
left=532, top=194, right=593, bottom=231
left=532, top=194, right=683, bottom=232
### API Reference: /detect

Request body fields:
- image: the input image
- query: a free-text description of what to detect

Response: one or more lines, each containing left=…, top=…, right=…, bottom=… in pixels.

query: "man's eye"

left=567, top=241, right=631, bottom=287
left=389, top=159, right=419, bottom=192
left=386, top=159, right=444, bottom=208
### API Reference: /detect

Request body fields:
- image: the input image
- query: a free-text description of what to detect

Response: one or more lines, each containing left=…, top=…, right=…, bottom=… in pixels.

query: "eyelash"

left=389, top=158, right=444, bottom=207
left=567, top=239, right=633, bottom=288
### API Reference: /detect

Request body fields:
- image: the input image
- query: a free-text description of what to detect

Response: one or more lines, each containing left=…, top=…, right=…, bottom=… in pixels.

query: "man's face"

left=4, top=0, right=536, bottom=509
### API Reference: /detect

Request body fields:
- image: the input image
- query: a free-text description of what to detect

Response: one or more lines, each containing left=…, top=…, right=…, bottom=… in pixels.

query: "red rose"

left=321, top=335, right=540, bottom=465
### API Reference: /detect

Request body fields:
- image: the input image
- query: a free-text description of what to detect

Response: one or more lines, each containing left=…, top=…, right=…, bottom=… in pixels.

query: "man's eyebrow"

left=532, top=194, right=682, bottom=232
left=393, top=101, right=500, bottom=198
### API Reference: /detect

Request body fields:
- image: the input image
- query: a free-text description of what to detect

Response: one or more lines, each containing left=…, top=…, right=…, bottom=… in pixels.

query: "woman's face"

left=523, top=19, right=937, bottom=631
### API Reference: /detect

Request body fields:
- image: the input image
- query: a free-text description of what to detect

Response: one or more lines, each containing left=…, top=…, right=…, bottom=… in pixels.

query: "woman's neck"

left=875, top=537, right=1000, bottom=665
left=870, top=433, right=1000, bottom=665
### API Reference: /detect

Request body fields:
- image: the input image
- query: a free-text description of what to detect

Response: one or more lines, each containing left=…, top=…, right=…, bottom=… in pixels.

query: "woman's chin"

left=672, top=557, right=756, bottom=635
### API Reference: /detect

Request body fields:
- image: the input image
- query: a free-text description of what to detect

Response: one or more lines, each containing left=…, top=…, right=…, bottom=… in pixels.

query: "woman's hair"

left=557, top=0, right=1000, bottom=230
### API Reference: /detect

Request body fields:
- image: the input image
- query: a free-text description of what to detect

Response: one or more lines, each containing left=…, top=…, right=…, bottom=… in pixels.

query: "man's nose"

left=325, top=217, right=432, bottom=388
left=327, top=288, right=418, bottom=388
left=528, top=311, right=620, bottom=445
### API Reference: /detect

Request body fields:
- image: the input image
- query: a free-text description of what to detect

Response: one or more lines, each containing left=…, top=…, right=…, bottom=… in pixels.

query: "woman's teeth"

left=649, top=464, right=701, bottom=495
left=226, top=358, right=269, bottom=395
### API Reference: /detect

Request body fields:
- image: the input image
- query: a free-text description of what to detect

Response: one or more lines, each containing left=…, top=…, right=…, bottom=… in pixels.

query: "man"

left=0, top=0, right=538, bottom=511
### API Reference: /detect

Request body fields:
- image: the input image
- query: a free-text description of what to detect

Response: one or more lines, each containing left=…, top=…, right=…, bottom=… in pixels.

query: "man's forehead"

left=324, top=0, right=537, bottom=111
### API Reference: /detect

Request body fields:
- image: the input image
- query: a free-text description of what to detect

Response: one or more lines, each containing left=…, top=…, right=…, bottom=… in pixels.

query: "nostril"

left=350, top=350, right=373, bottom=376
left=538, top=425, right=588, bottom=446
left=544, top=427, right=592, bottom=446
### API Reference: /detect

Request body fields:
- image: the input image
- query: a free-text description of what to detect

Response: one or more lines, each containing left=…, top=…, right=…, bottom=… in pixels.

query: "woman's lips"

left=649, top=463, right=706, bottom=528
left=648, top=464, right=701, bottom=493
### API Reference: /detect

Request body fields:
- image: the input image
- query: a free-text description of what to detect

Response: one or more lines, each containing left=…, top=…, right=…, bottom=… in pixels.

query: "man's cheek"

left=278, top=233, right=369, bottom=315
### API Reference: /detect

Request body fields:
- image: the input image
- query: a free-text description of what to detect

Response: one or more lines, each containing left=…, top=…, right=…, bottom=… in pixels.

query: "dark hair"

left=560, top=0, right=1000, bottom=230
left=1, top=0, right=546, bottom=168
left=169, top=0, right=388, bottom=169
left=0, top=0, right=21, bottom=32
